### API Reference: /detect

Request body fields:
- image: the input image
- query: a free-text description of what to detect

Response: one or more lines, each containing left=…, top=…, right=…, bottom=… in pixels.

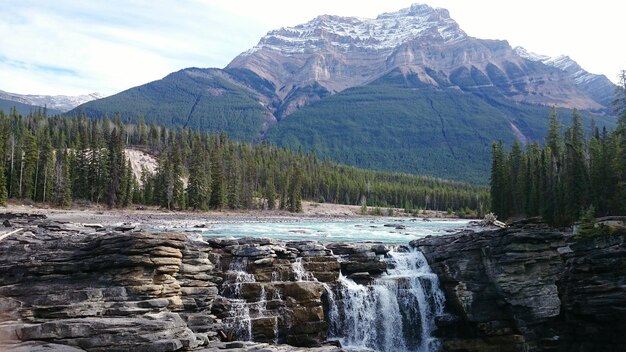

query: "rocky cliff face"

left=559, top=232, right=626, bottom=352
left=412, top=218, right=626, bottom=352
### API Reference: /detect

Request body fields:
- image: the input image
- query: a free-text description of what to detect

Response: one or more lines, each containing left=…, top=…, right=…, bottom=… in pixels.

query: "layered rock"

left=559, top=233, right=626, bottom=351
left=412, top=218, right=626, bottom=352
left=0, top=214, right=353, bottom=351
left=412, top=219, right=566, bottom=351
left=0, top=213, right=210, bottom=351
left=3, top=212, right=624, bottom=352
left=229, top=4, right=611, bottom=115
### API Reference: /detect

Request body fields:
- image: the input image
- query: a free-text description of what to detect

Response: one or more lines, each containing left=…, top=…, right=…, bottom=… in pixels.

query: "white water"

left=222, top=257, right=255, bottom=340
left=328, top=249, right=445, bottom=352
left=293, top=257, right=317, bottom=282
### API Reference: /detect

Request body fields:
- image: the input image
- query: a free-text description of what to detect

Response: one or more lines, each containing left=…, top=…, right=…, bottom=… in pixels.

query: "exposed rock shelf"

left=0, top=212, right=383, bottom=351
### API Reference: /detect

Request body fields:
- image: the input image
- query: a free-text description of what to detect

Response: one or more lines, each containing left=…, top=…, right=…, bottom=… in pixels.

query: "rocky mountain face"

left=0, top=90, right=102, bottom=113
left=514, top=47, right=616, bottom=109
left=228, top=3, right=613, bottom=117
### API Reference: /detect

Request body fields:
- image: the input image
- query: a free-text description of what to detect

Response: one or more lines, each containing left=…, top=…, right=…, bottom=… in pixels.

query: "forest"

left=0, top=109, right=489, bottom=215
left=490, top=74, right=626, bottom=226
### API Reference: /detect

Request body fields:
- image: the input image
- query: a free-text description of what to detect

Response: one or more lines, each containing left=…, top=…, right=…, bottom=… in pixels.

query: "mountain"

left=0, top=90, right=102, bottom=114
left=69, top=3, right=617, bottom=182
left=514, top=47, right=616, bottom=109
left=72, top=68, right=276, bottom=141
left=0, top=97, right=62, bottom=116
left=228, top=4, right=612, bottom=116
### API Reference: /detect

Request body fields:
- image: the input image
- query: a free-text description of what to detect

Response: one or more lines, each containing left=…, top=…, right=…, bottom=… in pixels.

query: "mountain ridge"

left=0, top=90, right=103, bottom=113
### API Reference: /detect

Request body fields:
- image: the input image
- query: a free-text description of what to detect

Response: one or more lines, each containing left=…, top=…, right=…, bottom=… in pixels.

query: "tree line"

left=490, top=72, right=626, bottom=225
left=0, top=110, right=489, bottom=214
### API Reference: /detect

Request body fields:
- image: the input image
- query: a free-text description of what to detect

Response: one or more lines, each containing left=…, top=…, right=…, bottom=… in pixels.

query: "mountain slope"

left=267, top=71, right=615, bottom=183
left=73, top=68, right=277, bottom=141
left=514, top=47, right=616, bottom=109
left=228, top=3, right=613, bottom=117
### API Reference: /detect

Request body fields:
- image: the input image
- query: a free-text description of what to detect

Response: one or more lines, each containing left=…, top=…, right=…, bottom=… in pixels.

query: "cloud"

left=0, top=0, right=266, bottom=95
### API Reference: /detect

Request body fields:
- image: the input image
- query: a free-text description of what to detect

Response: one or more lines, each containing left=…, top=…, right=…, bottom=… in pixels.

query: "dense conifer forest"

left=490, top=73, right=626, bottom=226
left=0, top=109, right=489, bottom=214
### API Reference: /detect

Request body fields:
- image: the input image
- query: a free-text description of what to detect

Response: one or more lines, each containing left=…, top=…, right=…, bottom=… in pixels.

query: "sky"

left=0, top=0, right=623, bottom=96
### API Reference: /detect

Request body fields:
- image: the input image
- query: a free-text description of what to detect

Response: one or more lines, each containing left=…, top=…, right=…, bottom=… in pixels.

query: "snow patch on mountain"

left=243, top=3, right=467, bottom=55
left=0, top=91, right=104, bottom=112
left=514, top=47, right=599, bottom=85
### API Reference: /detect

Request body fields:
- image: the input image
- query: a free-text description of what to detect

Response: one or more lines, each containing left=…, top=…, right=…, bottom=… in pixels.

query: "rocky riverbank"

left=1, top=213, right=624, bottom=352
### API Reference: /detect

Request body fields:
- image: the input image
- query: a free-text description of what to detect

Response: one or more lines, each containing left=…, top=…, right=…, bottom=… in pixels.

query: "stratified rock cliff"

left=0, top=213, right=343, bottom=352
left=559, top=233, right=626, bottom=352
left=412, top=218, right=626, bottom=352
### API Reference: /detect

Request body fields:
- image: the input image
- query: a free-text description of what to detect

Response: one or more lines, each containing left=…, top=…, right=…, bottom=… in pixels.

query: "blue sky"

left=1, top=0, right=623, bottom=96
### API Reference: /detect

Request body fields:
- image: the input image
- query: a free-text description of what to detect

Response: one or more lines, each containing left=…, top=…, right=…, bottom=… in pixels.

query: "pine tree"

left=209, top=146, right=226, bottom=210
left=20, top=130, right=38, bottom=199
left=187, top=134, right=209, bottom=211
left=171, top=144, right=185, bottom=209
left=575, top=205, right=596, bottom=238
left=563, top=110, right=589, bottom=221
left=287, top=165, right=303, bottom=213
left=612, top=70, right=626, bottom=213
left=0, top=121, right=7, bottom=206
left=490, top=141, right=507, bottom=218
left=264, top=173, right=276, bottom=210
left=54, top=151, right=72, bottom=207
left=107, top=128, right=124, bottom=208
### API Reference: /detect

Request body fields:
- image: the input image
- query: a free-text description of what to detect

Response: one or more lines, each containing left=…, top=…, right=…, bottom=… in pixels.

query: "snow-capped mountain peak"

left=242, top=3, right=467, bottom=55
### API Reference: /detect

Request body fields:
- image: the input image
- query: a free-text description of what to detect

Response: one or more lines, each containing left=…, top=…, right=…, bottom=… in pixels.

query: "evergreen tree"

left=575, top=205, right=596, bottom=238
left=209, top=146, right=226, bottom=210
left=264, top=172, right=276, bottom=210
left=490, top=141, right=507, bottom=218
left=0, top=120, right=7, bottom=205
left=563, top=110, right=589, bottom=221
left=287, top=165, right=303, bottom=213
left=54, top=151, right=72, bottom=207
left=187, top=134, right=209, bottom=211
left=171, top=143, right=185, bottom=209
left=20, top=130, right=38, bottom=199
left=226, top=151, right=241, bottom=209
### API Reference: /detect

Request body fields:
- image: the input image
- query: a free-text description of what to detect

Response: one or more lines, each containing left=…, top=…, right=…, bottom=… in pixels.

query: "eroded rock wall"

left=412, top=218, right=626, bottom=352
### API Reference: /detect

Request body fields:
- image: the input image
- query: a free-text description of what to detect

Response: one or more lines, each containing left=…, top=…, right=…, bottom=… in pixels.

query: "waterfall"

left=293, top=257, right=316, bottom=282
left=222, top=257, right=256, bottom=340
left=328, top=249, right=445, bottom=352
